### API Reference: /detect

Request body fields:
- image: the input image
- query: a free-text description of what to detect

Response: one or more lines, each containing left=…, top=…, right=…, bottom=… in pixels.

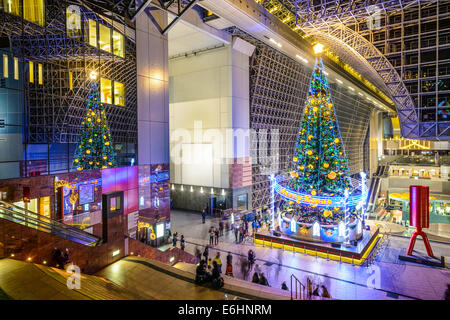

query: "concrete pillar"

left=136, top=4, right=169, bottom=166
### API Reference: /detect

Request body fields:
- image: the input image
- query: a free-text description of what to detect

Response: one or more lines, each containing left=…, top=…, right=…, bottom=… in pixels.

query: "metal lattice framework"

left=0, top=0, right=137, bottom=172
left=253, top=0, right=450, bottom=139
left=228, top=28, right=373, bottom=210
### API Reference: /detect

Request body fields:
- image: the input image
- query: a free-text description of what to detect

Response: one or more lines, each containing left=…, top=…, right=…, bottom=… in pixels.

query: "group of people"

left=171, top=232, right=186, bottom=250
left=52, top=247, right=70, bottom=269
left=233, top=221, right=249, bottom=243
left=306, top=277, right=331, bottom=299
left=209, top=226, right=221, bottom=246
left=195, top=249, right=235, bottom=290
left=251, top=271, right=270, bottom=287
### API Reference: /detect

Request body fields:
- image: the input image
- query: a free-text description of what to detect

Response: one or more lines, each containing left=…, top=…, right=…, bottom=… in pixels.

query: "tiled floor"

left=170, top=209, right=450, bottom=300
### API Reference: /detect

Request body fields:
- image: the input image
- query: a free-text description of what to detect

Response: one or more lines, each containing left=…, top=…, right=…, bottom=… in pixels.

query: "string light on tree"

left=73, top=75, right=117, bottom=171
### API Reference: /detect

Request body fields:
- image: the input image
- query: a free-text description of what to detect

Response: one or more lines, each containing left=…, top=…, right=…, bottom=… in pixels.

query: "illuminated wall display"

left=273, top=177, right=363, bottom=208
left=156, top=222, right=164, bottom=239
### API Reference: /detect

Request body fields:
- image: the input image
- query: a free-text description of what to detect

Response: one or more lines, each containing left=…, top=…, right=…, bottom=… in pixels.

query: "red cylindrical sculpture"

left=409, top=185, right=429, bottom=228
left=407, top=185, right=434, bottom=257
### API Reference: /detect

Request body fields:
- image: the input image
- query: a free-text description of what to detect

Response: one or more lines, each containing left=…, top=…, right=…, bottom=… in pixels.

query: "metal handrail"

left=0, top=200, right=100, bottom=247
left=290, top=274, right=306, bottom=300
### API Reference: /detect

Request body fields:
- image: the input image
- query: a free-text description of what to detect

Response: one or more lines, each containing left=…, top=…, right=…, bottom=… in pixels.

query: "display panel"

left=79, top=184, right=95, bottom=205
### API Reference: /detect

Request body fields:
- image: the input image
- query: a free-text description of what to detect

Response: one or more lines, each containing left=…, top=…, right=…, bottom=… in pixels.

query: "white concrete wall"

left=136, top=5, right=169, bottom=166
left=169, top=45, right=251, bottom=188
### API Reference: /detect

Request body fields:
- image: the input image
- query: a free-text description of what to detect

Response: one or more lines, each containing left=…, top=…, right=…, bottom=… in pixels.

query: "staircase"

left=0, top=200, right=100, bottom=247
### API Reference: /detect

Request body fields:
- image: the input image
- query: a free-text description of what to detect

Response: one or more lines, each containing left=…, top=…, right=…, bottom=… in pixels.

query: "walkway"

left=170, top=209, right=450, bottom=300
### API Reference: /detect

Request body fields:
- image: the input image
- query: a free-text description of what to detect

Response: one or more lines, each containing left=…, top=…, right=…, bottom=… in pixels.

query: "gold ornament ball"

left=323, top=163, right=329, bottom=168
left=307, top=150, right=313, bottom=155
left=86, top=150, right=91, bottom=154
left=323, top=210, right=332, bottom=218
left=293, top=156, right=298, bottom=162
left=311, top=190, right=317, bottom=196
left=334, top=138, right=340, bottom=144
left=328, top=171, right=337, bottom=180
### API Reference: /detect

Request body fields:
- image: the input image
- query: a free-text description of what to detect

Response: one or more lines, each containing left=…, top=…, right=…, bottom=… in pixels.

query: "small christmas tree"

left=73, top=81, right=117, bottom=171
left=287, top=58, right=353, bottom=224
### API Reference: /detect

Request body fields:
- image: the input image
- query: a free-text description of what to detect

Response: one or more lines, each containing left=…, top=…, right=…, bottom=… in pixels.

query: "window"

left=29, top=61, right=34, bottom=83
left=113, top=30, right=124, bottom=58
left=38, top=63, right=42, bottom=85
left=100, top=78, right=112, bottom=104
left=23, top=0, right=44, bottom=26
left=114, top=81, right=125, bottom=106
left=14, top=57, right=18, bottom=80
left=1, top=0, right=19, bottom=15
left=86, top=19, right=97, bottom=47
left=66, top=6, right=81, bottom=37
left=99, top=24, right=111, bottom=52
left=2, top=54, right=8, bottom=78
left=69, top=71, right=73, bottom=90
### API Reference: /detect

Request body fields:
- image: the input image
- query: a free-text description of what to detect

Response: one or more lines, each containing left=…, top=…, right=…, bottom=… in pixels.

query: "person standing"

left=172, top=232, right=178, bottom=247
left=234, top=225, right=239, bottom=243
left=209, top=227, right=215, bottom=246
left=180, top=235, right=185, bottom=251
left=202, top=209, right=206, bottom=224
left=213, top=252, right=222, bottom=274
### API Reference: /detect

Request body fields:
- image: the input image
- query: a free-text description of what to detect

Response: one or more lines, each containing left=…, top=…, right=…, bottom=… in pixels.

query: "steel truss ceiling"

left=255, top=0, right=450, bottom=139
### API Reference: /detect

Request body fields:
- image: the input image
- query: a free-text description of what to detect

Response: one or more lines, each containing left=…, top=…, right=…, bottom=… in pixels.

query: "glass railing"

left=0, top=200, right=101, bottom=247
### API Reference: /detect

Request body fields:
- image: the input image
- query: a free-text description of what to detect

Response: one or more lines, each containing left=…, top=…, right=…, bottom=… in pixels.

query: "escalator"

left=366, top=165, right=388, bottom=215
left=0, top=200, right=100, bottom=247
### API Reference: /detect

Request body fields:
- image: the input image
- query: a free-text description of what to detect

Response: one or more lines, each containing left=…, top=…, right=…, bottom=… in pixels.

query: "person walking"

left=234, top=225, right=239, bottom=243
left=219, top=221, right=224, bottom=236
left=203, top=245, right=209, bottom=262
left=172, top=232, right=178, bottom=247
left=214, top=227, right=219, bottom=246
left=240, top=257, right=249, bottom=280
left=209, top=227, right=215, bottom=246
left=194, top=246, right=201, bottom=263
left=307, top=277, right=313, bottom=300
left=180, top=235, right=185, bottom=251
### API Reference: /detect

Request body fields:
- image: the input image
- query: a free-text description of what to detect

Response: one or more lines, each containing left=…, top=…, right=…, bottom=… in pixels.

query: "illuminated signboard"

left=156, top=222, right=165, bottom=239
left=272, top=177, right=363, bottom=208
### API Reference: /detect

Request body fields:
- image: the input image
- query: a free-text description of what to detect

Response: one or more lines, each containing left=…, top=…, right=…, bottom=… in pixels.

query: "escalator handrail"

left=0, top=201, right=100, bottom=246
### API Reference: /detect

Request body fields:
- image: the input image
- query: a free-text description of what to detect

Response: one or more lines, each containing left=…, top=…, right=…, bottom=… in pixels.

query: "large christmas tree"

left=287, top=58, right=352, bottom=224
left=73, top=81, right=117, bottom=171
